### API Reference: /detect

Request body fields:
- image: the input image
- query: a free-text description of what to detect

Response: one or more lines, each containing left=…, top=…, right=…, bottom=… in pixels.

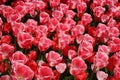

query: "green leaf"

left=64, top=76, right=75, bottom=80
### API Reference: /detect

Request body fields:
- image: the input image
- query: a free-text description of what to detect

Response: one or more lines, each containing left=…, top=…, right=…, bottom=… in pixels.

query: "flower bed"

left=0, top=0, right=120, bottom=80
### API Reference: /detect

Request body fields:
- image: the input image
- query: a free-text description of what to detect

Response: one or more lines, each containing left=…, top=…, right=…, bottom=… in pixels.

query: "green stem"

left=90, top=66, right=96, bottom=80
left=90, top=71, right=94, bottom=80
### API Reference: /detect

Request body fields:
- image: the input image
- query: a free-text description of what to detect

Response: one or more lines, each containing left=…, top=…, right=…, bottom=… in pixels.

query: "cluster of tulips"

left=0, top=0, right=120, bottom=80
